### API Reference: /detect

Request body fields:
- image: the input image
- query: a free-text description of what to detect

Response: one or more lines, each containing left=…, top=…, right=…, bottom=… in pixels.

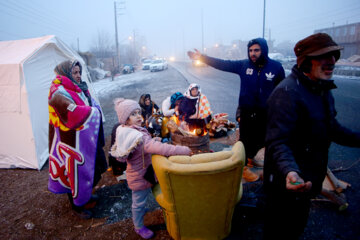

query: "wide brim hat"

left=294, top=33, right=343, bottom=67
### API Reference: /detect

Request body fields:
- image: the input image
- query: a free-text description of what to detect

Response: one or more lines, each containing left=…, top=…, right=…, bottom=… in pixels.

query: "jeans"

left=132, top=188, right=151, bottom=229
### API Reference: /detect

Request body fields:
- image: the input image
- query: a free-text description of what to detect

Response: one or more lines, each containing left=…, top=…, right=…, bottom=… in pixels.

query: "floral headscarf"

left=184, top=83, right=201, bottom=99
left=183, top=83, right=212, bottom=119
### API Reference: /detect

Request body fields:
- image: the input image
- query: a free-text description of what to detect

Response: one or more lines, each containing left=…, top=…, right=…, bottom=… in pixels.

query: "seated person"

left=161, top=92, right=184, bottom=117
left=139, top=94, right=160, bottom=122
left=179, top=84, right=212, bottom=128
left=161, top=92, right=185, bottom=138
left=139, top=94, right=161, bottom=137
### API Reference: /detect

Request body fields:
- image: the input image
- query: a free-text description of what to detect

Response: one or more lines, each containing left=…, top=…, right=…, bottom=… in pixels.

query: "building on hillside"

left=314, top=22, right=360, bottom=59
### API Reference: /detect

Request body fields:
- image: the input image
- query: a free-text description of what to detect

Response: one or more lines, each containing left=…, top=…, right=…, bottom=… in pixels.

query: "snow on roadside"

left=92, top=70, right=151, bottom=97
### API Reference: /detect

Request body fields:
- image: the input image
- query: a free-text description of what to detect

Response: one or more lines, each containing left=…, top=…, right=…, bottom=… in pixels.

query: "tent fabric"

left=0, top=35, right=101, bottom=169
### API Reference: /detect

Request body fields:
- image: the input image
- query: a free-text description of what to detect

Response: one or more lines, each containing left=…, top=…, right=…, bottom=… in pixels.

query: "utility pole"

left=114, top=1, right=125, bottom=73
left=183, top=30, right=185, bottom=61
left=114, top=2, right=119, bottom=72
left=262, top=0, right=266, bottom=38
left=201, top=9, right=204, bottom=52
left=133, top=29, right=136, bottom=63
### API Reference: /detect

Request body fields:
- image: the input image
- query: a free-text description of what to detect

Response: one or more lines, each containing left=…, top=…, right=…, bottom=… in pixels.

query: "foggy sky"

left=1, top=0, right=359, bottom=59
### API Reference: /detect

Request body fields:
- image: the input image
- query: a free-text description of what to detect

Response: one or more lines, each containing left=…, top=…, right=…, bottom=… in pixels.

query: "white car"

left=150, top=59, right=167, bottom=72
left=162, top=59, right=168, bottom=69
left=142, top=59, right=152, bottom=70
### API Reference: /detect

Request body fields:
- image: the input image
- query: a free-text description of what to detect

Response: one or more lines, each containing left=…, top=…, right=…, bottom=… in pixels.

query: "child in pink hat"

left=110, top=98, right=191, bottom=239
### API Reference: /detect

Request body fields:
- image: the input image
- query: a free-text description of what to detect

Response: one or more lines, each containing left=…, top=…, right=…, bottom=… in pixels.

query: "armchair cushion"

left=168, top=151, right=233, bottom=164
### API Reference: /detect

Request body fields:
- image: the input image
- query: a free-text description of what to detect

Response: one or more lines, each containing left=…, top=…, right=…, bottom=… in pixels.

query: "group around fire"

left=47, top=33, right=360, bottom=239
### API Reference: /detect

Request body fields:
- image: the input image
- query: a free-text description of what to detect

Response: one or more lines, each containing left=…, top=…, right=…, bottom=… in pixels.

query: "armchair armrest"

left=152, top=183, right=176, bottom=211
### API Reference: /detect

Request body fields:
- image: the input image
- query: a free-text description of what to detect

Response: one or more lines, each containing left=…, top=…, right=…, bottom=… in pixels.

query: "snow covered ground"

left=92, top=70, right=153, bottom=97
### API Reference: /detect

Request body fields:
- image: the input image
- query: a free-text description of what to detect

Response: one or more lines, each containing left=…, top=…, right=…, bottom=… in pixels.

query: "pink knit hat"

left=114, top=98, right=141, bottom=124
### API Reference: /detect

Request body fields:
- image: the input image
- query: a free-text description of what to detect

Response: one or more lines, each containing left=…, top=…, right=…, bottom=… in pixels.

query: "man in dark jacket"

left=263, top=33, right=360, bottom=239
left=188, top=38, right=285, bottom=182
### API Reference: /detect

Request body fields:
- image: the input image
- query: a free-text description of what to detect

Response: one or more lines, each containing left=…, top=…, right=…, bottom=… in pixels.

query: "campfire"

left=167, top=115, right=210, bottom=154
left=165, top=113, right=236, bottom=154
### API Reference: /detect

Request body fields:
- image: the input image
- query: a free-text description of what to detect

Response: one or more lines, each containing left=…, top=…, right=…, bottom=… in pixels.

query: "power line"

left=18, top=0, right=72, bottom=29
left=268, top=5, right=360, bottom=41
left=270, top=5, right=360, bottom=32
left=0, top=1, right=74, bottom=38
left=0, top=30, right=27, bottom=39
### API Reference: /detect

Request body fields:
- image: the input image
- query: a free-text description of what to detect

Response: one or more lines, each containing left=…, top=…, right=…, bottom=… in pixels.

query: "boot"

left=242, top=166, right=259, bottom=182
left=135, top=226, right=154, bottom=239
left=248, top=158, right=264, bottom=168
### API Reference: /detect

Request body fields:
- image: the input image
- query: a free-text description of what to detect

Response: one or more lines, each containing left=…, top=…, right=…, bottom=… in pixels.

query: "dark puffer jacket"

left=139, top=94, right=159, bottom=120
left=264, top=65, right=360, bottom=196
left=199, top=38, right=285, bottom=118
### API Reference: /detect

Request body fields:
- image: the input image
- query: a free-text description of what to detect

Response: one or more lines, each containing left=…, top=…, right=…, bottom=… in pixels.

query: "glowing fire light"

left=170, top=115, right=180, bottom=125
left=171, top=115, right=208, bottom=136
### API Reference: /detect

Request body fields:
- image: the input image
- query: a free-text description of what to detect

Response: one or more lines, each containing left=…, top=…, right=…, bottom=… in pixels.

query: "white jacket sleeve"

left=162, top=96, right=175, bottom=117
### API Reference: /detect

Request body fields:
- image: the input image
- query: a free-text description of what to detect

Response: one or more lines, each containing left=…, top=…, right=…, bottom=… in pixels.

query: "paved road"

left=94, top=62, right=360, bottom=239
left=94, top=65, right=190, bottom=137
left=172, top=61, right=360, bottom=239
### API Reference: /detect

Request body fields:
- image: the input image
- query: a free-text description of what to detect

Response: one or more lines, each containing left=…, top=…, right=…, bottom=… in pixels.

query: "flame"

left=191, top=127, right=208, bottom=136
left=170, top=115, right=180, bottom=125
left=172, top=114, right=208, bottom=136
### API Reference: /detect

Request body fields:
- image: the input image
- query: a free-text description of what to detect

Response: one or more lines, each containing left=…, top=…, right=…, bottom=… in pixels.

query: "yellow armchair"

left=152, top=141, right=245, bottom=240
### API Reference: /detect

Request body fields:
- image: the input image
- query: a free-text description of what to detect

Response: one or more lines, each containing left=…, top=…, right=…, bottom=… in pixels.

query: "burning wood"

left=166, top=112, right=236, bottom=138
left=167, top=115, right=208, bottom=137
left=167, top=115, right=211, bottom=153
left=167, top=119, right=181, bottom=134
left=171, top=131, right=210, bottom=153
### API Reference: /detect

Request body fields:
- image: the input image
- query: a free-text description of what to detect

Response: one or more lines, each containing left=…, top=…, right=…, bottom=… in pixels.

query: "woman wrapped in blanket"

left=47, top=60, right=107, bottom=219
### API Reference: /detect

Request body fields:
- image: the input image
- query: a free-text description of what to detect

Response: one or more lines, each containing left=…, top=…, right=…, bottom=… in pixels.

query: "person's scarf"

left=54, top=60, right=92, bottom=106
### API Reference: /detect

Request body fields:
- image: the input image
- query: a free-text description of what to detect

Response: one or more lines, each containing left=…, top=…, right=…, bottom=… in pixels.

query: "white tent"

left=0, top=35, right=101, bottom=169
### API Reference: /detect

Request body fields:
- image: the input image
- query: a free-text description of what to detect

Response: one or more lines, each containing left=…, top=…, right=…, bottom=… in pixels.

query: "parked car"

left=122, top=64, right=134, bottom=74
left=163, top=59, right=168, bottom=69
left=142, top=59, right=152, bottom=70
left=150, top=59, right=167, bottom=72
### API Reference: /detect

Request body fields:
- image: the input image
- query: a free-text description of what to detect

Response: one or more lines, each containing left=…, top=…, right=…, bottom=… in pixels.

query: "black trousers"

left=239, top=110, right=267, bottom=160
left=263, top=190, right=311, bottom=240
left=109, top=123, right=127, bottom=176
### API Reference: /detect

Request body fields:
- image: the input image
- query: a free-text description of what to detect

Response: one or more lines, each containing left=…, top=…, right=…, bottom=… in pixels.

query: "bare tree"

left=274, top=40, right=296, bottom=57
left=90, top=29, right=114, bottom=58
